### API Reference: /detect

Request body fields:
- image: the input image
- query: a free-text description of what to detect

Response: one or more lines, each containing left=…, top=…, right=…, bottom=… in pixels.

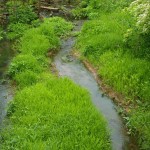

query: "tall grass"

left=1, top=78, right=110, bottom=149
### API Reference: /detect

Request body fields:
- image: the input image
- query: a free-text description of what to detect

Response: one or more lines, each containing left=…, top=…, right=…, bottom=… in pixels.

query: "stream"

left=0, top=40, right=13, bottom=125
left=54, top=20, right=129, bottom=150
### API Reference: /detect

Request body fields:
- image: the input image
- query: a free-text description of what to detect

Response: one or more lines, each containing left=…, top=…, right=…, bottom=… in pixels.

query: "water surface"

left=0, top=39, right=13, bottom=125
left=54, top=21, right=129, bottom=150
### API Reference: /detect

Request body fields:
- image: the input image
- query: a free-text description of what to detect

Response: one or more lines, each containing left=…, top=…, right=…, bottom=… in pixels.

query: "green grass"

left=98, top=50, right=150, bottom=101
left=8, top=54, right=43, bottom=78
left=1, top=78, right=110, bottom=150
left=77, top=11, right=132, bottom=58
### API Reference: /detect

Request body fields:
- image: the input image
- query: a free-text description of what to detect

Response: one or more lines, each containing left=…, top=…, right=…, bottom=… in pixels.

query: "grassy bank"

left=74, top=0, right=150, bottom=149
left=0, top=6, right=110, bottom=149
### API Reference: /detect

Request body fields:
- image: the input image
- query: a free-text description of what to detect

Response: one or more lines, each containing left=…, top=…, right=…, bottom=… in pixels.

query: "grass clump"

left=14, top=70, right=39, bottom=89
left=8, top=54, right=43, bottom=78
left=98, top=50, right=150, bottom=101
left=7, top=23, right=30, bottom=40
left=20, top=32, right=51, bottom=56
left=42, top=17, right=73, bottom=37
left=1, top=78, right=110, bottom=150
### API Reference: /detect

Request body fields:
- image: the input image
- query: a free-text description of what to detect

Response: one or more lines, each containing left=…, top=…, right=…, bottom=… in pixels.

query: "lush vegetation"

left=0, top=4, right=110, bottom=149
left=75, top=0, right=150, bottom=149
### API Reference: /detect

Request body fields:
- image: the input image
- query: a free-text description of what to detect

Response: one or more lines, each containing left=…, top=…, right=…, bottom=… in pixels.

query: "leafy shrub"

left=19, top=17, right=73, bottom=55
left=8, top=54, right=43, bottom=77
left=124, top=0, right=150, bottom=58
left=7, top=23, right=30, bottom=40
left=1, top=78, right=110, bottom=149
left=7, top=2, right=37, bottom=24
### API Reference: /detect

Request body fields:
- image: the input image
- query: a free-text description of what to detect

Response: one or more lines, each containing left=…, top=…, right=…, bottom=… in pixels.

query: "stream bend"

left=54, top=20, right=129, bottom=150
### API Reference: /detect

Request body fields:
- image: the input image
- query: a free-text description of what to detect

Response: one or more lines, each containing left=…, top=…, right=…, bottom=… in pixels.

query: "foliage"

left=128, top=0, right=150, bottom=35
left=72, top=0, right=133, bottom=19
left=124, top=0, right=150, bottom=59
left=98, top=50, right=150, bottom=101
left=6, top=2, right=37, bottom=24
left=6, top=1, right=37, bottom=40
left=41, top=17, right=73, bottom=37
left=130, top=109, right=150, bottom=150
left=20, top=31, right=51, bottom=56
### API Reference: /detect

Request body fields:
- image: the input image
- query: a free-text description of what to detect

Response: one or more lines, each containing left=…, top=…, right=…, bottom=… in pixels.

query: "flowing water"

left=54, top=20, right=129, bottom=150
left=0, top=40, right=13, bottom=125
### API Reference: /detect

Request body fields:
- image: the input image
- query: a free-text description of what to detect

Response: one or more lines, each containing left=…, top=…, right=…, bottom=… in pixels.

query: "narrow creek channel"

left=54, top=20, right=129, bottom=150
left=0, top=39, right=13, bottom=125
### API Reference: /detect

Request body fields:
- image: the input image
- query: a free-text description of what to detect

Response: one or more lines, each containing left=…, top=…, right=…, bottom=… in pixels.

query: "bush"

left=124, top=0, right=150, bottom=59
left=7, top=2, right=37, bottom=24
left=37, top=24, right=60, bottom=49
